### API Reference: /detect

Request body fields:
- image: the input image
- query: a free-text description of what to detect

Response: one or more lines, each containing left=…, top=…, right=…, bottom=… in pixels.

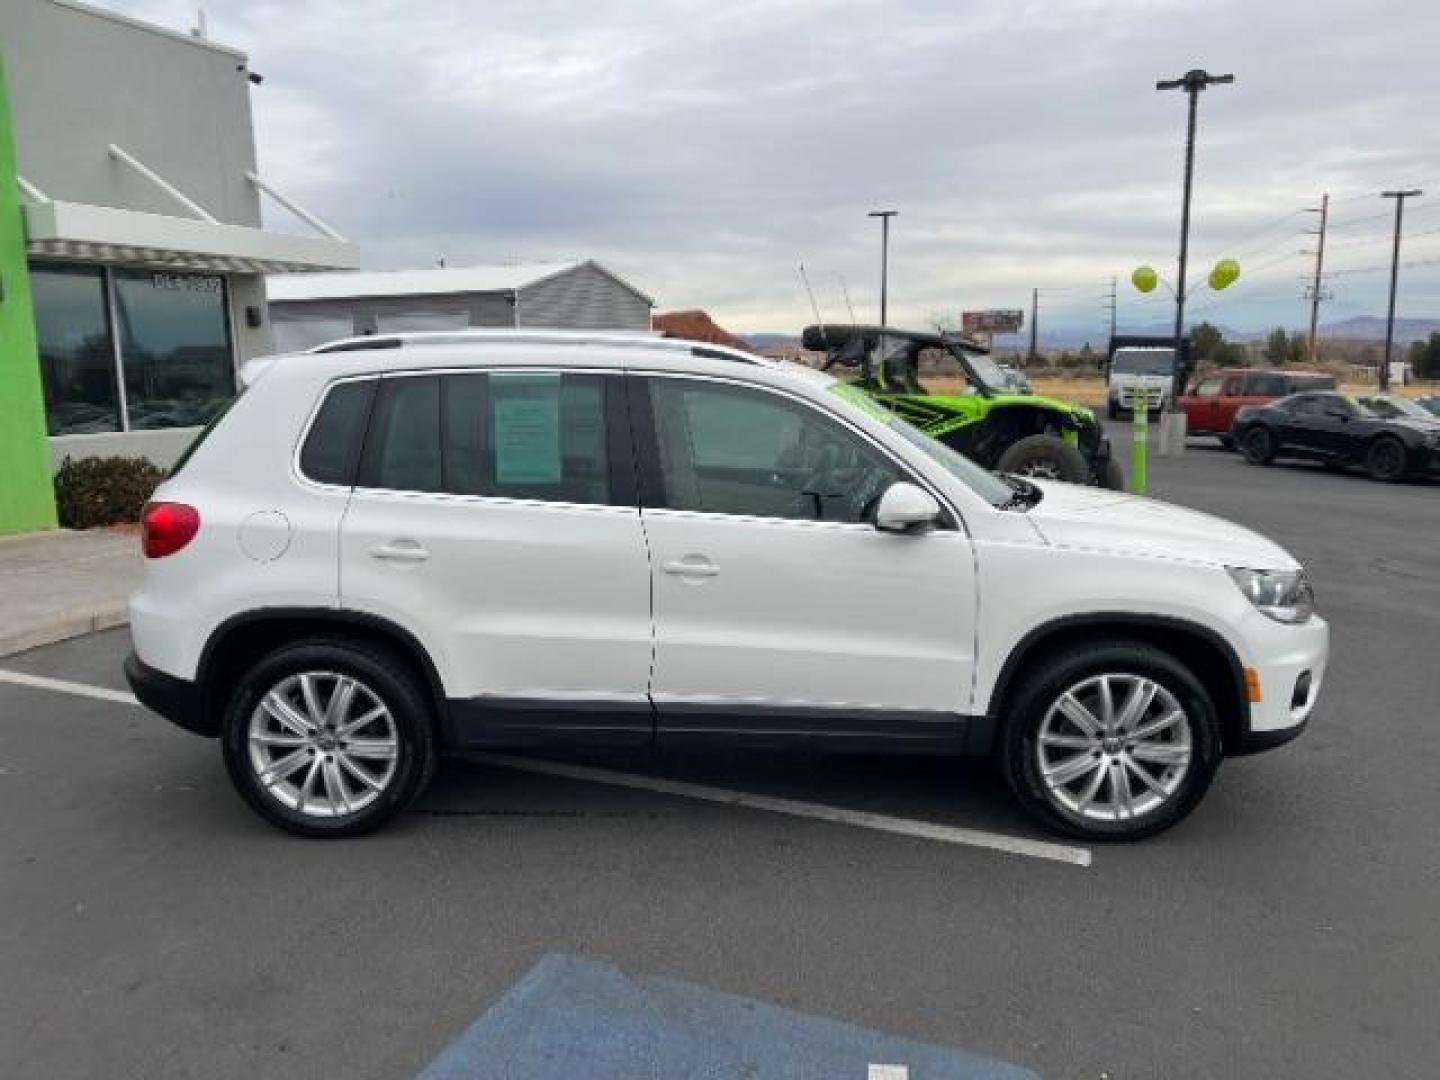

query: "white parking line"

left=0, top=668, right=141, bottom=706
left=475, top=753, right=1092, bottom=867
left=0, top=667, right=1093, bottom=868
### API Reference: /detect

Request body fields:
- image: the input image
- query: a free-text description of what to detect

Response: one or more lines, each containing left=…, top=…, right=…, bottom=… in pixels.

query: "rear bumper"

left=124, top=652, right=216, bottom=737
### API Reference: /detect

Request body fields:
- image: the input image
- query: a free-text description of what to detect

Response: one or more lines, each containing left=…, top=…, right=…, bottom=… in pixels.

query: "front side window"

left=358, top=372, right=612, bottom=504
left=30, top=264, right=120, bottom=435
left=647, top=379, right=900, bottom=523
left=1291, top=395, right=1325, bottom=417
left=114, top=270, right=235, bottom=430
left=1247, top=373, right=1289, bottom=396
left=1193, top=377, right=1223, bottom=397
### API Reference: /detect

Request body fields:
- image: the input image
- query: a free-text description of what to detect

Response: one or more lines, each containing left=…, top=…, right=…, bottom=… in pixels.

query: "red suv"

left=1182, top=368, right=1337, bottom=446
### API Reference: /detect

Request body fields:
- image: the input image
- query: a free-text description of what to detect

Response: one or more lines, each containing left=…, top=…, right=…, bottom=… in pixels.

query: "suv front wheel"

left=1000, top=641, right=1222, bottom=840
left=221, top=639, right=437, bottom=837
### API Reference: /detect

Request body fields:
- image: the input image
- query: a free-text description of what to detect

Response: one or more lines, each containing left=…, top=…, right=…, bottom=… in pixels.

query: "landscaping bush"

left=53, top=455, right=166, bottom=530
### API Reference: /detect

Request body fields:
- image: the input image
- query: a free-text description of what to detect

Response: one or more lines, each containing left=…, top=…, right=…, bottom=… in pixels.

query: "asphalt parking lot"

left=2, top=425, right=1437, bottom=1079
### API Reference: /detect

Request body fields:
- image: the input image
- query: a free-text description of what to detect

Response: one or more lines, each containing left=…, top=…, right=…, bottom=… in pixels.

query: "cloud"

left=110, top=0, right=1440, bottom=336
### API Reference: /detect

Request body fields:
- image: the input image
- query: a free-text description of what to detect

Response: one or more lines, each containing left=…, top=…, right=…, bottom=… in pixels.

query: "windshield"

left=1111, top=349, right=1174, bottom=376
left=828, top=383, right=1017, bottom=508
left=961, top=350, right=1009, bottom=392
left=1366, top=395, right=1430, bottom=419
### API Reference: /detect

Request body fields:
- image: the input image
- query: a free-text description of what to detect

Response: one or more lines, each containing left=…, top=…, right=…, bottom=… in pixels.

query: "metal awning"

left=23, top=199, right=360, bottom=274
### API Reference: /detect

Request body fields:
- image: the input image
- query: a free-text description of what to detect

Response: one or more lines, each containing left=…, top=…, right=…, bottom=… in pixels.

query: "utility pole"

left=1157, top=68, right=1234, bottom=410
left=1028, top=287, right=1038, bottom=363
left=1304, top=193, right=1329, bottom=364
left=868, top=210, right=897, bottom=326
left=1380, top=189, right=1422, bottom=391
left=1106, top=275, right=1118, bottom=342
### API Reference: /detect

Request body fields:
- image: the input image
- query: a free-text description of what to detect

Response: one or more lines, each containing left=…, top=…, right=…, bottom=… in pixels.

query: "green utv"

left=802, top=324, right=1122, bottom=489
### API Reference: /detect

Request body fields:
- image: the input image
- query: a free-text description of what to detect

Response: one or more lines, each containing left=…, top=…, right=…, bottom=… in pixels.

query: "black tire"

left=1217, top=434, right=1235, bottom=451
left=999, top=640, right=1223, bottom=841
left=1366, top=435, right=1408, bottom=483
left=996, top=434, right=1089, bottom=483
left=1240, top=425, right=1276, bottom=465
left=1098, top=456, right=1126, bottom=491
left=221, top=638, right=437, bottom=838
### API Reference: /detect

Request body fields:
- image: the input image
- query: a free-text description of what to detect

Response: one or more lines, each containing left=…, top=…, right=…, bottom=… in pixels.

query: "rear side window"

left=1246, top=373, right=1289, bottom=396
left=299, top=379, right=378, bottom=486
left=357, top=372, right=616, bottom=505
left=1289, top=374, right=1338, bottom=392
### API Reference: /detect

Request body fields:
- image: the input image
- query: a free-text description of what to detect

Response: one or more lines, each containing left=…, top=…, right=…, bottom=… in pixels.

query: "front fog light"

left=1227, top=567, right=1316, bottom=624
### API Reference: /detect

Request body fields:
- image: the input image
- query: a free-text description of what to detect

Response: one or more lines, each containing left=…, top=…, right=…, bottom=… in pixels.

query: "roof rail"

left=307, top=328, right=760, bottom=363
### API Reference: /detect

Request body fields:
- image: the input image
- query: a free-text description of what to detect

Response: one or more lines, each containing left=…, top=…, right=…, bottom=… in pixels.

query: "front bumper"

left=124, top=652, right=215, bottom=737
left=1231, top=613, right=1328, bottom=756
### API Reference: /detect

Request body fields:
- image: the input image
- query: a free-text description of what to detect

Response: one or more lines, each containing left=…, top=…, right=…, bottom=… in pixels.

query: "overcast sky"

left=112, top=0, right=1440, bottom=339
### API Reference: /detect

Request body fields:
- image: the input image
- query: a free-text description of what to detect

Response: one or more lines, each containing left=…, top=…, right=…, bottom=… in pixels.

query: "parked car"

left=1233, top=390, right=1440, bottom=482
left=126, top=329, right=1327, bottom=841
left=803, top=324, right=1121, bottom=488
left=1181, top=368, right=1337, bottom=447
left=1106, top=347, right=1174, bottom=418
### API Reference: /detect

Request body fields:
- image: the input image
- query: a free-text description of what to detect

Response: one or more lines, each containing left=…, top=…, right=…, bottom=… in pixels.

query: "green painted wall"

left=0, top=54, right=57, bottom=535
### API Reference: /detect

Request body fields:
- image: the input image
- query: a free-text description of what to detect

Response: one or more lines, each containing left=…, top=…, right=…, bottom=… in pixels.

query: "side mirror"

left=873, top=482, right=942, bottom=534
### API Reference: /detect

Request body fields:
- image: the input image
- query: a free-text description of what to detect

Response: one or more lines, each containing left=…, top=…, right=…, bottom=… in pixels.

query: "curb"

left=0, top=603, right=129, bottom=659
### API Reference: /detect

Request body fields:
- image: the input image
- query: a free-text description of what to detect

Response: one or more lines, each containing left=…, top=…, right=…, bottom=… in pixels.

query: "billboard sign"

left=962, top=309, right=1024, bottom=334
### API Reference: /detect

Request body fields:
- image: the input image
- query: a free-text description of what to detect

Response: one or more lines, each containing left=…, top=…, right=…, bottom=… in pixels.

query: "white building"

left=267, top=261, right=655, bottom=352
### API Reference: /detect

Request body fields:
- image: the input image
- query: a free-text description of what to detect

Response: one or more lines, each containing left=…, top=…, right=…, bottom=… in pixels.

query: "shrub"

left=53, top=456, right=166, bottom=530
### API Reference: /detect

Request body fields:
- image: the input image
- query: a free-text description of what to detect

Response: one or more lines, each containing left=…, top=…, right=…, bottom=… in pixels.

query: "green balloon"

left=1209, top=259, right=1240, bottom=291
left=1131, top=266, right=1159, bottom=294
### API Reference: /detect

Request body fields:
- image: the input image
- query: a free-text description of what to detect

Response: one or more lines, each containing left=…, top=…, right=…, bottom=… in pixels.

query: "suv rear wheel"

left=221, top=639, right=437, bottom=837
left=1000, top=641, right=1222, bottom=840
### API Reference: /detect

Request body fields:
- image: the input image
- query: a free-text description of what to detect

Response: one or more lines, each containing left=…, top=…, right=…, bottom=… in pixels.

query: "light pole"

left=1380, top=189, right=1422, bottom=390
left=868, top=210, right=897, bottom=326
left=1157, top=68, right=1233, bottom=410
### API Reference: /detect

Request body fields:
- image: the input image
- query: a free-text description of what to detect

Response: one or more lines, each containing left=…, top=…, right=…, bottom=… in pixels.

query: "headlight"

left=1227, top=567, right=1316, bottom=624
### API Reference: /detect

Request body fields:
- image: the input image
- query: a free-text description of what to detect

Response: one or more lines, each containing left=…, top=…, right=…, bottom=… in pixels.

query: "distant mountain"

left=743, top=332, right=801, bottom=349
left=1316, top=316, right=1440, bottom=342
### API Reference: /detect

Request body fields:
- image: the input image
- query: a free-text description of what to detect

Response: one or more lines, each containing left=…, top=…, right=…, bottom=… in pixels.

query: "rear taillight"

left=142, top=502, right=201, bottom=559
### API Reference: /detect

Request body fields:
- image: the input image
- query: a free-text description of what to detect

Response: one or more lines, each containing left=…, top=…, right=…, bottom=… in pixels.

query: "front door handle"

left=371, top=540, right=430, bottom=563
left=662, top=556, right=719, bottom=578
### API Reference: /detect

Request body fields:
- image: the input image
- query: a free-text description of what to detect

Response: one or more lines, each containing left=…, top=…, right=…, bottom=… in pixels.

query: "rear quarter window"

left=299, top=379, right=378, bottom=486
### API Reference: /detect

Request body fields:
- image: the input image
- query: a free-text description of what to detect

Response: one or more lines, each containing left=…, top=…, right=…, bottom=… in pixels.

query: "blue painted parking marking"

left=419, top=954, right=1037, bottom=1079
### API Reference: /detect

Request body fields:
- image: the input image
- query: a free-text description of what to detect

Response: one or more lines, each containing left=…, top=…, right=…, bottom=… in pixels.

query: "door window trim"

left=626, top=371, right=962, bottom=532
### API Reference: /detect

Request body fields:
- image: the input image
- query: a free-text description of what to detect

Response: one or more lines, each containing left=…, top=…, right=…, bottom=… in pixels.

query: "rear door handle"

left=662, top=557, right=719, bottom=578
left=371, top=540, right=430, bottom=563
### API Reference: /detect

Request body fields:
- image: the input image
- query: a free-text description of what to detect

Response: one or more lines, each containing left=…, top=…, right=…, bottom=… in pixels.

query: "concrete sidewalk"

left=0, top=529, right=141, bottom=657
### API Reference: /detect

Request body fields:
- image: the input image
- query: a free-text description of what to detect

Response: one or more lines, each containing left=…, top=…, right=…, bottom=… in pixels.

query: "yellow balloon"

left=1209, top=258, right=1240, bottom=291
left=1131, top=266, right=1159, bottom=294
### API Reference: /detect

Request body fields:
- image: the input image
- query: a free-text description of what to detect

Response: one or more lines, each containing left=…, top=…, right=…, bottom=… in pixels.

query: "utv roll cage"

left=801, top=324, right=993, bottom=396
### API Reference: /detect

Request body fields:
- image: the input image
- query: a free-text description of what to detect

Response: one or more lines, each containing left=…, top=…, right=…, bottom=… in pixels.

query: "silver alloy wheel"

left=1035, top=673, right=1193, bottom=823
left=247, top=671, right=399, bottom=818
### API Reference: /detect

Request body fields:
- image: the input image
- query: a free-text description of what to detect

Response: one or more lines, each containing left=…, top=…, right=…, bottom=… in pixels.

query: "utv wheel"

left=1000, top=641, right=1222, bottom=841
left=1366, top=436, right=1407, bottom=483
left=1241, top=426, right=1276, bottom=465
left=1098, top=456, right=1126, bottom=491
left=996, top=434, right=1089, bottom=483
left=221, top=639, right=437, bottom=837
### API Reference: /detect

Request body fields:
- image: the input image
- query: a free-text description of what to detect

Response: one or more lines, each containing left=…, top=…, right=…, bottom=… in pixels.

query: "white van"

left=1107, top=347, right=1175, bottom=418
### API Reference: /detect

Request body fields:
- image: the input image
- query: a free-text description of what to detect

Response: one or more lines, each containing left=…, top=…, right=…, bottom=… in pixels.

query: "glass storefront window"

left=114, top=270, right=235, bottom=431
left=30, top=265, right=121, bottom=435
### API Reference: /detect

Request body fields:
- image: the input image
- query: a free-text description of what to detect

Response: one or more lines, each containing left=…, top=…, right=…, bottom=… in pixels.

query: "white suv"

left=125, top=331, right=1327, bottom=840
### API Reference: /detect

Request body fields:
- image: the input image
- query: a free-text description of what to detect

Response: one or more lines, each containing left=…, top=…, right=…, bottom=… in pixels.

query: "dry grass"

left=918, top=372, right=1438, bottom=409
